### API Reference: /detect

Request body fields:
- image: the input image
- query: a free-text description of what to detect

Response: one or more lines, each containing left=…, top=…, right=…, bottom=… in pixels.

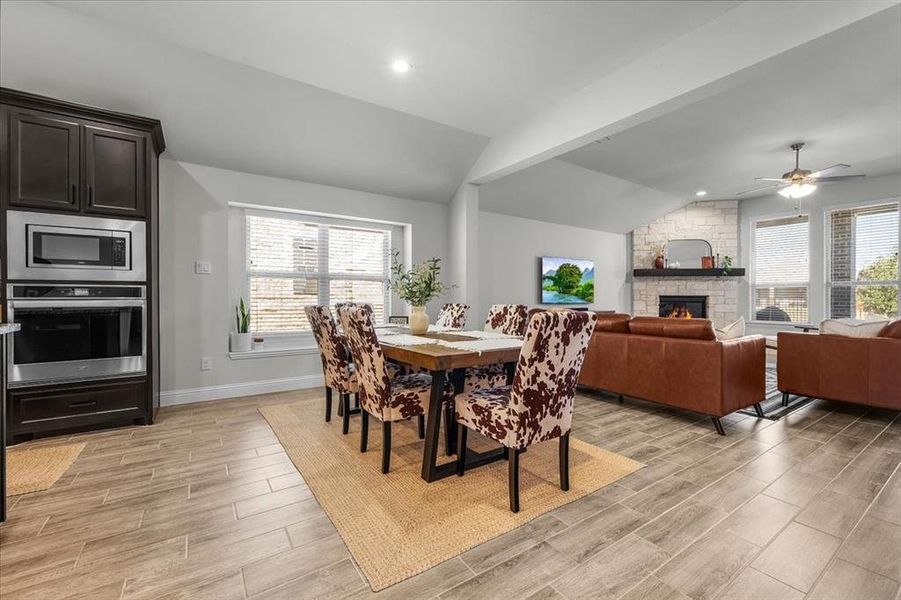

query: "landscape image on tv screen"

left=541, top=257, right=594, bottom=304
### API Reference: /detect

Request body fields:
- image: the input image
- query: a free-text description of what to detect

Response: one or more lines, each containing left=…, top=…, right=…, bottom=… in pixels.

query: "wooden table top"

left=377, top=329, right=522, bottom=371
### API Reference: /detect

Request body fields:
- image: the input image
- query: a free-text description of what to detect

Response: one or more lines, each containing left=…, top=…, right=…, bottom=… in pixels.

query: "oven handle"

left=9, top=299, right=145, bottom=309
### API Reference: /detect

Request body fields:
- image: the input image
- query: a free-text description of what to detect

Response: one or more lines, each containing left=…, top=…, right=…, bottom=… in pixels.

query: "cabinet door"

left=7, top=110, right=80, bottom=211
left=84, top=125, right=147, bottom=217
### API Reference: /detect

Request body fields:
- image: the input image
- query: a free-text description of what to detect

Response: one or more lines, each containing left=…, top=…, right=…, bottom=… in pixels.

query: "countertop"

left=0, top=323, right=21, bottom=335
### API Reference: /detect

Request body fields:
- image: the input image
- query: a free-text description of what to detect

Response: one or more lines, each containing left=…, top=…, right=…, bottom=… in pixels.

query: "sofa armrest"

left=719, top=335, right=766, bottom=415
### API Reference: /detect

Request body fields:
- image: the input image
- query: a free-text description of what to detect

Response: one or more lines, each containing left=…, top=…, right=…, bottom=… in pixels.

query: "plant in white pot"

left=230, top=298, right=253, bottom=352
left=388, top=252, right=451, bottom=334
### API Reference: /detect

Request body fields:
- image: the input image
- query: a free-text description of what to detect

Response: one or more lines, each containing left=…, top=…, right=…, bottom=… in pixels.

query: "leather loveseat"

left=578, top=315, right=766, bottom=434
left=777, top=320, right=901, bottom=410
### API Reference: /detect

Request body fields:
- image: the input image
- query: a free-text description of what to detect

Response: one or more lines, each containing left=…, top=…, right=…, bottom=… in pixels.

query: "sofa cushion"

left=820, top=318, right=889, bottom=338
left=594, top=313, right=631, bottom=333
left=716, top=316, right=746, bottom=341
left=878, top=319, right=901, bottom=338
left=628, top=316, right=716, bottom=340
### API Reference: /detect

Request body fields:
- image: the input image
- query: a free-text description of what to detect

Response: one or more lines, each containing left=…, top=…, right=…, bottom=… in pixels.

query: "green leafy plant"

left=722, top=255, right=733, bottom=275
left=235, top=298, right=250, bottom=334
left=388, top=251, right=451, bottom=306
left=856, top=253, right=899, bottom=318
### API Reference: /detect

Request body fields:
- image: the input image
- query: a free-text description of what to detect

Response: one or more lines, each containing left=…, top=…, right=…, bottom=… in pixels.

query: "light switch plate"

left=195, top=261, right=212, bottom=275
left=200, top=357, right=213, bottom=371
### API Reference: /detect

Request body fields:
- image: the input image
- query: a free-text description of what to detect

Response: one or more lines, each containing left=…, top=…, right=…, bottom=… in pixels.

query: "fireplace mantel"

left=633, top=268, right=745, bottom=278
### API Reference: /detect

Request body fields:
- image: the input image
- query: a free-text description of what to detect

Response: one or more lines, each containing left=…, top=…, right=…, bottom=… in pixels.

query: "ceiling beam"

left=465, top=1, right=899, bottom=185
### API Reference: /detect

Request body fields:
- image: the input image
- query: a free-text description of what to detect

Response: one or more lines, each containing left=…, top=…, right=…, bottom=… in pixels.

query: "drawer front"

left=12, top=380, right=145, bottom=424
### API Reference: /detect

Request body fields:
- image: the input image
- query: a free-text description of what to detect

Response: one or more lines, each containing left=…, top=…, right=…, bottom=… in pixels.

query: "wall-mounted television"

left=541, top=256, right=594, bottom=304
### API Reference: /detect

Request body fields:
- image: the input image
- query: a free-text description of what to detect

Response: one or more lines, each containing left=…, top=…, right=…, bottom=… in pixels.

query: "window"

left=245, top=212, right=391, bottom=333
left=827, top=203, right=900, bottom=320
left=751, top=215, right=809, bottom=322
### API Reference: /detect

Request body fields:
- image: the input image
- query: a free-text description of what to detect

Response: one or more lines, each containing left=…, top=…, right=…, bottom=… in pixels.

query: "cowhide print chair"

left=463, top=304, right=529, bottom=392
left=305, top=305, right=362, bottom=435
left=337, top=305, right=455, bottom=473
left=435, top=303, right=470, bottom=329
left=455, top=310, right=597, bottom=512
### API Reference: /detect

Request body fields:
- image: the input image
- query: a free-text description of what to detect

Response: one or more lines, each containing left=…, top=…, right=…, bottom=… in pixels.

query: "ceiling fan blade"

left=754, top=177, right=789, bottom=182
left=812, top=174, right=866, bottom=183
left=808, top=163, right=850, bottom=178
left=735, top=183, right=783, bottom=196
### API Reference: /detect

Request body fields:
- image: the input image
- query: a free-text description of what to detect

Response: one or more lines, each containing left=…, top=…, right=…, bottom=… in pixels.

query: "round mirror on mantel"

left=664, top=239, right=713, bottom=269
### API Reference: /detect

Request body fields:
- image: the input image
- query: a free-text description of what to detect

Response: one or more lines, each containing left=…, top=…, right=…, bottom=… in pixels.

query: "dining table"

left=377, top=328, right=522, bottom=483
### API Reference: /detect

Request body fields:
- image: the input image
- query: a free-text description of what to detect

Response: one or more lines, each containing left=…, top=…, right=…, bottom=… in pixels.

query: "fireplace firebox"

left=659, top=295, right=708, bottom=319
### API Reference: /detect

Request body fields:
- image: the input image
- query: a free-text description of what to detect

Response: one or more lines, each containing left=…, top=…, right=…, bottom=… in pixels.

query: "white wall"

left=738, top=173, right=901, bottom=333
left=476, top=211, right=630, bottom=322
left=159, top=159, right=450, bottom=403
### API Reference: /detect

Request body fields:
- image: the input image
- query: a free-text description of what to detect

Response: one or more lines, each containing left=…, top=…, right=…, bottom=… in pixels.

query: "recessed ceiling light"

left=695, top=190, right=707, bottom=197
left=391, top=60, right=412, bottom=74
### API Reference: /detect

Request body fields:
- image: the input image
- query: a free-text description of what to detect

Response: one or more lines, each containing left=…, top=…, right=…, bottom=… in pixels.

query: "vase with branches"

left=388, top=251, right=451, bottom=333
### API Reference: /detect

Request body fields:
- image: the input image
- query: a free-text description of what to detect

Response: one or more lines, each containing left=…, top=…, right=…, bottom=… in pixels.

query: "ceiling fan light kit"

left=736, top=142, right=865, bottom=198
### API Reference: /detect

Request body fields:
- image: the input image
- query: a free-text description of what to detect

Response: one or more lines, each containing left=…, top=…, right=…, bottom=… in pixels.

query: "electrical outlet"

left=200, top=357, right=213, bottom=371
left=194, top=261, right=212, bottom=275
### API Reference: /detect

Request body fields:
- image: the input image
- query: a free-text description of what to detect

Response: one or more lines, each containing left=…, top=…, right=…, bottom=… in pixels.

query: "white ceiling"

left=47, top=0, right=739, bottom=136
left=558, top=7, right=901, bottom=202
left=1, top=1, right=487, bottom=203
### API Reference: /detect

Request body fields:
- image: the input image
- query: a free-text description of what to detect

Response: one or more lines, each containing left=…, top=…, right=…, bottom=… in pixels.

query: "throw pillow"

left=715, top=316, right=746, bottom=340
left=819, top=318, right=889, bottom=338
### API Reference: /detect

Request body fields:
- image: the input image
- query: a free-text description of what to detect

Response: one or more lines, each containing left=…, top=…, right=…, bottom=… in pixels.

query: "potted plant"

left=230, top=298, right=253, bottom=352
left=388, top=252, right=451, bottom=334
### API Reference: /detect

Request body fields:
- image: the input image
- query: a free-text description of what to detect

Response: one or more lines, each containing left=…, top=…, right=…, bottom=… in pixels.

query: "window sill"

left=228, top=346, right=319, bottom=360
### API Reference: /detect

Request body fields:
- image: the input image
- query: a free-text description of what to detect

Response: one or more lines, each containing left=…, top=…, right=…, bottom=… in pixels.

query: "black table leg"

left=504, top=361, right=516, bottom=385
left=421, top=369, right=447, bottom=482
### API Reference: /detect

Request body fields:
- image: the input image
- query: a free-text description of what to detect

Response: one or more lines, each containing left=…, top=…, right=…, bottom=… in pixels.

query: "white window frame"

left=241, top=207, right=394, bottom=342
left=825, top=200, right=901, bottom=320
left=749, top=211, right=811, bottom=325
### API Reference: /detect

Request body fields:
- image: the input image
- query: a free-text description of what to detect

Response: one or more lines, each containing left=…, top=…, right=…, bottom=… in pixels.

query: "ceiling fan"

left=736, top=142, right=865, bottom=199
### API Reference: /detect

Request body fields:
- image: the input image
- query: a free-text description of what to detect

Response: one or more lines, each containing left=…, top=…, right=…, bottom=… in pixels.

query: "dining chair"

left=305, top=305, right=359, bottom=434
left=463, top=303, right=529, bottom=392
left=337, top=305, right=455, bottom=473
left=435, top=303, right=470, bottom=329
left=455, top=310, right=597, bottom=512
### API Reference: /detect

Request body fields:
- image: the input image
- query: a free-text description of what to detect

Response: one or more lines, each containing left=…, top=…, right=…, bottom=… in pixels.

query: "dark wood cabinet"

left=1, top=88, right=165, bottom=442
left=84, top=124, right=148, bottom=217
left=6, top=378, right=147, bottom=443
left=6, top=109, right=81, bottom=212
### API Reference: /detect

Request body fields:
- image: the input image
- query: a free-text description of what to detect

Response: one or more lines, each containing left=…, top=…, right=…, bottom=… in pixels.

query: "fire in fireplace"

left=659, top=295, right=708, bottom=319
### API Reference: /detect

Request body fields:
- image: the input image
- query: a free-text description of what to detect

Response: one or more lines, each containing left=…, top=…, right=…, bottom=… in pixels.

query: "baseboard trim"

left=160, top=374, right=324, bottom=407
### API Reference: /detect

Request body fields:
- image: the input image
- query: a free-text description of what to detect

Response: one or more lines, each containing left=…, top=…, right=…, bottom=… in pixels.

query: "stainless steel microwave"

left=6, top=211, right=146, bottom=282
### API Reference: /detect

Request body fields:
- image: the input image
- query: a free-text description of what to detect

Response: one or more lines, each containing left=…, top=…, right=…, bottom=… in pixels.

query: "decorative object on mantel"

left=721, top=255, right=733, bottom=275
left=651, top=244, right=665, bottom=269
left=230, top=298, right=253, bottom=352
left=701, top=256, right=714, bottom=269
left=664, top=239, right=713, bottom=269
left=388, top=251, right=452, bottom=334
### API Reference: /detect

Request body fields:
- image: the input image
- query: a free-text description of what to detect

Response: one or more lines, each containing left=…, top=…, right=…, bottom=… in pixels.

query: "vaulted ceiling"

left=2, top=0, right=898, bottom=232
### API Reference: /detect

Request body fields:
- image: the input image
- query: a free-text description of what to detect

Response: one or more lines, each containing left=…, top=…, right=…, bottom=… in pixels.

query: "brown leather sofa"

left=777, top=320, right=901, bottom=410
left=578, top=315, right=766, bottom=434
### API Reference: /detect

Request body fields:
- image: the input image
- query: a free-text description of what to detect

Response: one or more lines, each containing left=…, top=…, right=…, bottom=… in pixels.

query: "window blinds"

left=752, top=215, right=809, bottom=322
left=246, top=213, right=391, bottom=333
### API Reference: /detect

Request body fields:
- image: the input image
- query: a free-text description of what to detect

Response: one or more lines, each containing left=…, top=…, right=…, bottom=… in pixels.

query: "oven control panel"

left=11, top=285, right=144, bottom=299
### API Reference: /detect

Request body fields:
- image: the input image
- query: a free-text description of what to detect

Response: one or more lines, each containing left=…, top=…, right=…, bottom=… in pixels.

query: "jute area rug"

left=6, top=442, right=86, bottom=496
left=259, top=397, right=642, bottom=591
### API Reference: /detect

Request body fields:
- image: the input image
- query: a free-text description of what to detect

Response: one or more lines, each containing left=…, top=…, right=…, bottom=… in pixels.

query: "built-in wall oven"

left=6, top=211, right=146, bottom=282
left=6, top=285, right=146, bottom=387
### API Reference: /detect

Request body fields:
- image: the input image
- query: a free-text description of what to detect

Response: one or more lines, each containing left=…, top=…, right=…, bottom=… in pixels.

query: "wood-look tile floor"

left=1, top=388, right=899, bottom=600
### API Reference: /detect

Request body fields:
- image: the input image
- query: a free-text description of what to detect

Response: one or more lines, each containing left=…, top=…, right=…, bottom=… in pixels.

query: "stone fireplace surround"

left=632, top=201, right=740, bottom=328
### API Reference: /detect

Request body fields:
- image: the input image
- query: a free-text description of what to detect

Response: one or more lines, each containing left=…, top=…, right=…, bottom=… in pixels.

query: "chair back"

left=485, top=304, right=529, bottom=336
left=335, top=302, right=373, bottom=315
left=336, top=305, right=391, bottom=417
left=305, top=306, right=353, bottom=390
left=511, top=310, right=597, bottom=446
left=436, top=303, right=469, bottom=329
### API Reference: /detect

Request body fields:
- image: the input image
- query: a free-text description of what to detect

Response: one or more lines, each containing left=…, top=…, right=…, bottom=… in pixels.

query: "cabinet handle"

left=88, top=185, right=93, bottom=205
left=68, top=401, right=97, bottom=409
left=71, top=184, right=76, bottom=203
